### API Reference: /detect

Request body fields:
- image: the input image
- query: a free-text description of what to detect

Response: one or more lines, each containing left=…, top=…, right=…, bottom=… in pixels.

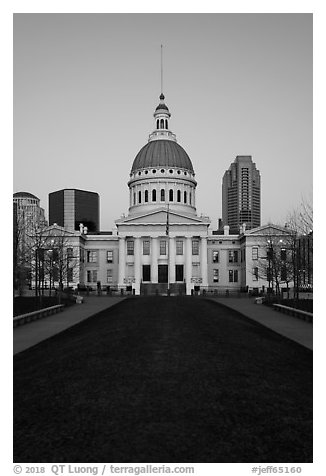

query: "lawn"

left=13, top=297, right=312, bottom=463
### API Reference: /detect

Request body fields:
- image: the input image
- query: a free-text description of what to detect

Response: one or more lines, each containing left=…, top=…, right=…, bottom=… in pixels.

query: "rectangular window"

left=252, top=247, right=258, bottom=260
left=143, top=240, right=150, bottom=255
left=228, top=250, right=239, bottom=263
left=107, top=269, right=113, bottom=283
left=127, top=241, right=134, bottom=255
left=212, top=250, right=219, bottom=263
left=176, top=240, right=183, bottom=255
left=160, top=240, right=167, bottom=255
left=87, top=270, right=98, bottom=283
left=281, top=249, right=287, bottom=261
left=228, top=269, right=238, bottom=282
left=213, top=269, right=219, bottom=282
left=142, top=265, right=151, bottom=282
left=107, top=250, right=113, bottom=263
left=80, top=249, right=84, bottom=262
left=67, top=247, right=73, bottom=258
left=192, top=240, right=199, bottom=255
left=87, top=250, right=98, bottom=263
left=253, top=267, right=259, bottom=281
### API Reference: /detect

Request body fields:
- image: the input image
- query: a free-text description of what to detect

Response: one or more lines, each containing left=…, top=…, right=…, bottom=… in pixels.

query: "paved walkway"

left=207, top=297, right=313, bottom=350
left=13, top=296, right=126, bottom=355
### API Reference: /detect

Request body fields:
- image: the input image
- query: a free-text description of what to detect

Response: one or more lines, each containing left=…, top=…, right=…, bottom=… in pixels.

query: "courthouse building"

left=43, top=92, right=292, bottom=295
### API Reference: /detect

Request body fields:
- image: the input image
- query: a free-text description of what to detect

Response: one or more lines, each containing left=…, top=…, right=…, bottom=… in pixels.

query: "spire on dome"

left=148, top=46, right=176, bottom=142
left=161, top=44, right=163, bottom=96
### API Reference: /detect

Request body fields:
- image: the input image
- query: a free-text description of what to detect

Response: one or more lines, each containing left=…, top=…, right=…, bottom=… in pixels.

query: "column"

left=118, top=237, right=126, bottom=287
left=185, top=237, right=192, bottom=295
left=134, top=237, right=141, bottom=295
left=201, top=237, right=208, bottom=287
left=151, top=237, right=159, bottom=283
left=169, top=237, right=176, bottom=284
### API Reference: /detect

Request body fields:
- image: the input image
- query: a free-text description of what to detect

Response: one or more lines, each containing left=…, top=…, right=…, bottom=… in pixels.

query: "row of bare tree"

left=254, top=198, right=313, bottom=298
left=13, top=216, right=78, bottom=299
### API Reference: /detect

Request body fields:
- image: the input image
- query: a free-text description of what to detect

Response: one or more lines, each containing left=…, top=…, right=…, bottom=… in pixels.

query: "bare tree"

left=253, top=229, right=295, bottom=297
left=286, top=196, right=313, bottom=299
left=22, top=225, right=79, bottom=305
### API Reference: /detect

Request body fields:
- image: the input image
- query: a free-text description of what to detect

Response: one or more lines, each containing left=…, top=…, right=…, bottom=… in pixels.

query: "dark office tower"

left=222, top=156, right=261, bottom=231
left=49, top=189, right=100, bottom=232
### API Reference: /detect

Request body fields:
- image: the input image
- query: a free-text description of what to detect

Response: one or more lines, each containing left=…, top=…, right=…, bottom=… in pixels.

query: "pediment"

left=43, top=224, right=77, bottom=237
left=116, top=208, right=209, bottom=226
left=245, top=224, right=291, bottom=236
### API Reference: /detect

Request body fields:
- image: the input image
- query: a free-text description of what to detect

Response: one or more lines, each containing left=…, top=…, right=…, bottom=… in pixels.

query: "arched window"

left=145, top=190, right=148, bottom=203
left=160, top=119, right=164, bottom=129
left=165, top=119, right=168, bottom=129
left=189, top=192, right=192, bottom=205
left=152, top=189, right=156, bottom=202
left=156, top=119, right=159, bottom=129
left=169, top=189, right=174, bottom=201
left=177, top=190, right=181, bottom=202
left=160, top=189, right=165, bottom=201
left=184, top=191, right=187, bottom=204
left=138, top=191, right=142, bottom=204
left=133, top=192, right=136, bottom=205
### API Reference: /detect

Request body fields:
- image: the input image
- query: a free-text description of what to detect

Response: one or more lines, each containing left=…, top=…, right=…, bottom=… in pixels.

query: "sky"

left=13, top=13, right=312, bottom=231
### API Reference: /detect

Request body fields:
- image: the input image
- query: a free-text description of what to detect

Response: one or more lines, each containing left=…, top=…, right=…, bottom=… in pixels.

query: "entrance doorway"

left=142, top=265, right=151, bottom=282
left=175, top=264, right=184, bottom=282
left=158, top=265, right=168, bottom=283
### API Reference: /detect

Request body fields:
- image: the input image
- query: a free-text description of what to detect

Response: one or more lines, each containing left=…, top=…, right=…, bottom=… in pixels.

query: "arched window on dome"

left=189, top=192, right=192, bottom=205
left=177, top=190, right=181, bottom=203
left=133, top=192, right=136, bottom=205
left=160, top=189, right=165, bottom=202
left=184, top=191, right=187, bottom=204
left=165, top=119, right=168, bottom=129
left=160, top=119, right=164, bottom=129
left=138, top=191, right=142, bottom=204
left=156, top=119, right=159, bottom=129
left=145, top=190, right=148, bottom=203
left=169, top=189, right=174, bottom=202
left=152, top=189, right=157, bottom=202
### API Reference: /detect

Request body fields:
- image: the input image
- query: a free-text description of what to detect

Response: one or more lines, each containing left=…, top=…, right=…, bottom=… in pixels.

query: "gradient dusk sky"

left=13, top=13, right=312, bottom=231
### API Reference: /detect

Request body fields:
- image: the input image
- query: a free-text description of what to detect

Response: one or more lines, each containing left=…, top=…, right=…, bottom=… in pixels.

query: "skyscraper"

left=49, top=189, right=100, bottom=232
left=13, top=192, right=47, bottom=290
left=222, top=156, right=261, bottom=231
left=13, top=191, right=47, bottom=237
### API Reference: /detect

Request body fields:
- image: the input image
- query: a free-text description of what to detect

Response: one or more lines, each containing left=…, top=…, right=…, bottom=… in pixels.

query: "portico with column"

left=115, top=213, right=210, bottom=295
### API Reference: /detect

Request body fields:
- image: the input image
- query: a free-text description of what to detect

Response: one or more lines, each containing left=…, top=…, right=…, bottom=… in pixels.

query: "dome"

left=155, top=103, right=169, bottom=111
left=131, top=140, right=194, bottom=173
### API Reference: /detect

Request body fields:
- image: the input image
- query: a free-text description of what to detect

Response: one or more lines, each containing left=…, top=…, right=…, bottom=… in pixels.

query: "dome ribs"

left=131, top=140, right=193, bottom=173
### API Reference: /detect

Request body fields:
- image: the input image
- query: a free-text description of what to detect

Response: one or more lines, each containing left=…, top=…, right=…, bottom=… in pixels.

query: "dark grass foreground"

left=14, top=297, right=312, bottom=463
